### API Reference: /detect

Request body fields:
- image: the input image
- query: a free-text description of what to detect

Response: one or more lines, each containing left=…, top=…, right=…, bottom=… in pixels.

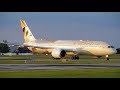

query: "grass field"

left=0, top=54, right=120, bottom=64
left=0, top=59, right=120, bottom=64
left=0, top=54, right=120, bottom=78
left=0, top=54, right=120, bottom=59
left=0, top=68, right=120, bottom=78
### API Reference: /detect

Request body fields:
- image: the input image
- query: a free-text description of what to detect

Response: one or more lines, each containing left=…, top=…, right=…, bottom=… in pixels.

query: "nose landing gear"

left=106, top=55, right=109, bottom=60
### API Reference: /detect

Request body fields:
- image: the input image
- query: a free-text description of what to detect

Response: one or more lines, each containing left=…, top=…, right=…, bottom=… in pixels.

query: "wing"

left=22, top=43, right=77, bottom=52
left=23, top=43, right=54, bottom=49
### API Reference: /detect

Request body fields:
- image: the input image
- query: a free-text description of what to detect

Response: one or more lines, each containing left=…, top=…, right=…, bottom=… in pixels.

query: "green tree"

left=116, top=48, right=120, bottom=54
left=0, top=43, right=10, bottom=53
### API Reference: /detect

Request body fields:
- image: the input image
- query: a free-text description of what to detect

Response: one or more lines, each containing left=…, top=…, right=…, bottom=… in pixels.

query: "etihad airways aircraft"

left=20, top=19, right=117, bottom=60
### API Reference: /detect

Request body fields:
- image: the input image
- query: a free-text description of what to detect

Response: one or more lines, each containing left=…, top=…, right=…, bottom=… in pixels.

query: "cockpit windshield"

left=108, top=46, right=114, bottom=48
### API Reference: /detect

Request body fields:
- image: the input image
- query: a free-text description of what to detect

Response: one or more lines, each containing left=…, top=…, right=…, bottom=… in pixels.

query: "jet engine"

left=51, top=49, right=66, bottom=59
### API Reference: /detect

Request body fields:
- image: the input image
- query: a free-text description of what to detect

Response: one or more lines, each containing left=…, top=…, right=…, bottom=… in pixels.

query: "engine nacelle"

left=51, top=49, right=66, bottom=59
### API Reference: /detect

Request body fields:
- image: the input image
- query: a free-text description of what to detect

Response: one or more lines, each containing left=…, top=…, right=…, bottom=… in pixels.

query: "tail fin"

left=20, top=19, right=36, bottom=43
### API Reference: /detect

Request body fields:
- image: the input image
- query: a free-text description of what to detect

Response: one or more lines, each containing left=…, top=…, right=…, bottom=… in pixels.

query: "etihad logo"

left=23, top=27, right=25, bottom=33
left=22, top=27, right=28, bottom=36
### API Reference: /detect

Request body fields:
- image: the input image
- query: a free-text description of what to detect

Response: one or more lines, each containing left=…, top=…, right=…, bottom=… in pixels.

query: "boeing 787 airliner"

left=20, top=19, right=117, bottom=60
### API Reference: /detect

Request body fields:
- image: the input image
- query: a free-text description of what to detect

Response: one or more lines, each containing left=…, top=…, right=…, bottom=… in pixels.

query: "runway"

left=0, top=64, right=120, bottom=70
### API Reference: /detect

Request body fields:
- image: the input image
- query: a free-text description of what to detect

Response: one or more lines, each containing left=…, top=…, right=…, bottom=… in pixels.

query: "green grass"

left=0, top=54, right=120, bottom=64
left=0, top=59, right=120, bottom=64
left=0, top=54, right=53, bottom=60
left=0, top=68, right=120, bottom=78
left=0, top=54, right=120, bottom=60
left=0, top=54, right=120, bottom=78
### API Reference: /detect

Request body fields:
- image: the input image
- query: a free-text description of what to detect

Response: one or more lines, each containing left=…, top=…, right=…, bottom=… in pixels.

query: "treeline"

left=0, top=43, right=10, bottom=53
left=116, top=48, right=120, bottom=54
left=0, top=42, right=31, bottom=54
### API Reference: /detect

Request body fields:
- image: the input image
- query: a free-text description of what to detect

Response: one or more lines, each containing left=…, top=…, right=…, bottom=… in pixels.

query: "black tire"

left=71, top=56, right=74, bottom=60
left=107, top=58, right=109, bottom=60
left=97, top=56, right=102, bottom=58
left=76, top=56, right=79, bottom=59
left=71, top=55, right=79, bottom=60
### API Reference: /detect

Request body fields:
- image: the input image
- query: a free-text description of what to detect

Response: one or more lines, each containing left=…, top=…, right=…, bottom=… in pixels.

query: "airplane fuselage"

left=20, top=19, right=117, bottom=60
left=23, top=40, right=117, bottom=56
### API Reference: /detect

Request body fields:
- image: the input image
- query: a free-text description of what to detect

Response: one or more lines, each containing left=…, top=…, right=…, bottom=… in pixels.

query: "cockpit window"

left=108, top=46, right=114, bottom=48
left=111, top=46, right=114, bottom=48
left=108, top=46, right=110, bottom=48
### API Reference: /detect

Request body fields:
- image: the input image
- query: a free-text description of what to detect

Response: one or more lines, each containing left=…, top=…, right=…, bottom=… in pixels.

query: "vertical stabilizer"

left=20, top=19, right=36, bottom=43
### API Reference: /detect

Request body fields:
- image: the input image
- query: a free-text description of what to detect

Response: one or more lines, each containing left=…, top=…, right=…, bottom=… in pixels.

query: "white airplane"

left=20, top=19, right=117, bottom=60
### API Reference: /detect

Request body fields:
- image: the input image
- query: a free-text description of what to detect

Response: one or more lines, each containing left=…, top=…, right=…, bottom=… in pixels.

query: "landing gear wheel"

left=71, top=55, right=79, bottom=60
left=97, top=56, right=102, bottom=58
left=107, top=58, right=109, bottom=60
left=76, top=56, right=79, bottom=59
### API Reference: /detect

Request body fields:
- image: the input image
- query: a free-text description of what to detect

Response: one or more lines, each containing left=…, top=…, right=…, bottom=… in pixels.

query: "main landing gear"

left=97, top=55, right=110, bottom=60
left=71, top=55, right=79, bottom=60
